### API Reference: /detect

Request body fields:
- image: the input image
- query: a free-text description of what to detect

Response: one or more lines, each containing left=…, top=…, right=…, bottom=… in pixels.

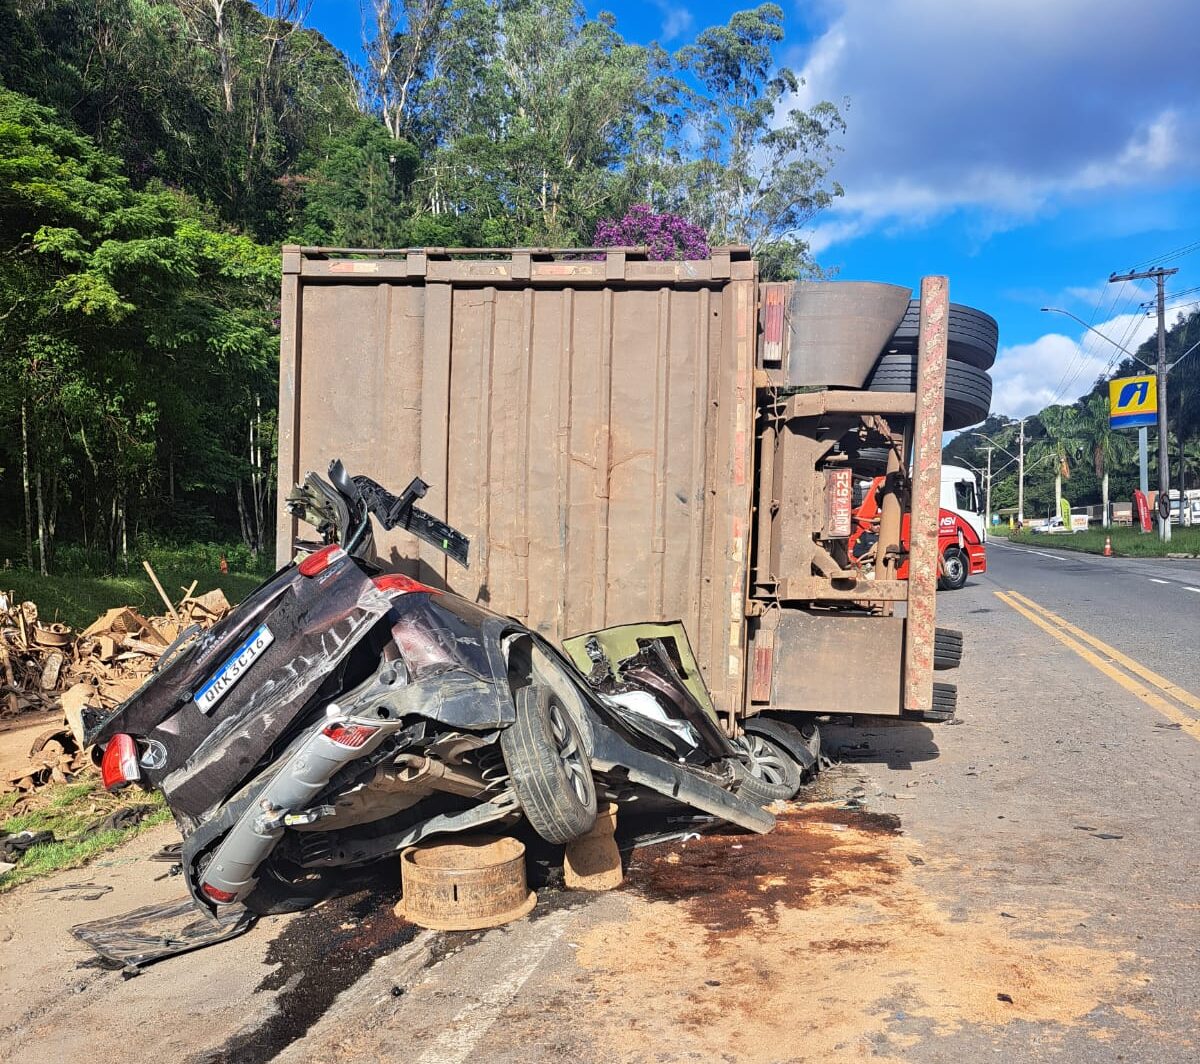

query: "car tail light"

left=299, top=543, right=346, bottom=577
left=100, top=733, right=141, bottom=791
left=322, top=721, right=380, bottom=748
left=372, top=573, right=440, bottom=596
left=201, top=883, right=238, bottom=904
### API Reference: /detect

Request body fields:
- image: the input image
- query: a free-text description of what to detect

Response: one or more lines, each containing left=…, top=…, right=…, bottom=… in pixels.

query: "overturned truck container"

left=277, top=246, right=967, bottom=728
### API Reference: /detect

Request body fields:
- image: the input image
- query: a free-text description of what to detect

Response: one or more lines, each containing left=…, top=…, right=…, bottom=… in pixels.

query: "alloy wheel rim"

left=548, top=700, right=591, bottom=805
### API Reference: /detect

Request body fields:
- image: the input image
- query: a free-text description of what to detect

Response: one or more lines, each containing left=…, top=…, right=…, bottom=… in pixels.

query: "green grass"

left=1010, top=525, right=1200, bottom=557
left=1, top=777, right=171, bottom=891
left=1, top=565, right=267, bottom=629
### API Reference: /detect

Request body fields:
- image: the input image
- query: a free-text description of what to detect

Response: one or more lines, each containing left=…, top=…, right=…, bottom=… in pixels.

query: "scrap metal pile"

left=1, top=585, right=231, bottom=794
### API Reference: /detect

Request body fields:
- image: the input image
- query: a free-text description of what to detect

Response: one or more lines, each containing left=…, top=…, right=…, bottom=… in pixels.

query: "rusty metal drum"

left=397, top=834, right=536, bottom=931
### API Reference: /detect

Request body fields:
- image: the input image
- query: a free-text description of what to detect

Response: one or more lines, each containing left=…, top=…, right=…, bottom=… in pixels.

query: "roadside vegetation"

left=1, top=780, right=171, bottom=892
left=944, top=311, right=1200, bottom=522
left=1, top=1, right=844, bottom=577
left=1009, top=526, right=1200, bottom=557
left=1, top=540, right=272, bottom=629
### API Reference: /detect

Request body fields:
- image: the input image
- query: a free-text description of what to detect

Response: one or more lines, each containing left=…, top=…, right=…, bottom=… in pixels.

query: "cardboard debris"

left=0, top=572, right=233, bottom=795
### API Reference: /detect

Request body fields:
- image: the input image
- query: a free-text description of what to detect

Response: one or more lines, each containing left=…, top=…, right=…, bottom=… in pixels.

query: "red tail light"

left=299, top=543, right=346, bottom=577
left=372, top=573, right=440, bottom=596
left=322, top=721, right=380, bottom=748
left=202, top=883, right=237, bottom=904
left=101, top=733, right=141, bottom=791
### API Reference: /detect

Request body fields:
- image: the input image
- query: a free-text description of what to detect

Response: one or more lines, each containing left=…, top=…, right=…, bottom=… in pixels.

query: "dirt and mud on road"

left=3, top=553, right=1199, bottom=1064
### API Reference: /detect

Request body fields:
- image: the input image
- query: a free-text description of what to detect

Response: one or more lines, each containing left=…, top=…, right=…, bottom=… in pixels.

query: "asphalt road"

left=3, top=544, right=1199, bottom=1063
left=983, top=537, right=1200, bottom=695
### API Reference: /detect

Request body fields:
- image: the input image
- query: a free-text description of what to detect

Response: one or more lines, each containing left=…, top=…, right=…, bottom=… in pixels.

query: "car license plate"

left=194, top=624, right=274, bottom=713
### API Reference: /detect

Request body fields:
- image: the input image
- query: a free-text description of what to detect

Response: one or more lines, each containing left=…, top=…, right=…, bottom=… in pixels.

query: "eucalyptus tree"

left=673, top=3, right=844, bottom=278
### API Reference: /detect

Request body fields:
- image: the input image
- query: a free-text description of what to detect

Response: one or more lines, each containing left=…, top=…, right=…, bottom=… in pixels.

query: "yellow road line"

left=994, top=590, right=1200, bottom=742
left=1003, top=588, right=1200, bottom=714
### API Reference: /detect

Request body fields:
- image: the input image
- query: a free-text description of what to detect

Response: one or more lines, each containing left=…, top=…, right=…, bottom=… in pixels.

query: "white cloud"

left=652, top=1, right=693, bottom=42
left=791, top=0, right=1200, bottom=249
left=991, top=309, right=1160, bottom=418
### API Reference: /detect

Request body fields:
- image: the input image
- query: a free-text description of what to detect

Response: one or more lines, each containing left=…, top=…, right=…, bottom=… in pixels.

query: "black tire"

left=929, top=682, right=958, bottom=721
left=938, top=548, right=969, bottom=591
left=868, top=353, right=993, bottom=431
left=934, top=627, right=963, bottom=670
left=733, top=719, right=805, bottom=802
left=852, top=445, right=893, bottom=473
left=886, top=301, right=999, bottom=370
left=242, top=854, right=335, bottom=915
left=501, top=684, right=597, bottom=845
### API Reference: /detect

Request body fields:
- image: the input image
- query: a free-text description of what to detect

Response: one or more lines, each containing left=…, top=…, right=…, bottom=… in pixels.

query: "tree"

left=358, top=0, right=449, bottom=139
left=673, top=4, right=844, bottom=278
left=1030, top=406, right=1083, bottom=517
left=594, top=204, right=709, bottom=260
left=0, top=88, right=278, bottom=569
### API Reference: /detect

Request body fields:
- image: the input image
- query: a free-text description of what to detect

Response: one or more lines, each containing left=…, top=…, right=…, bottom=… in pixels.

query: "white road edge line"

left=414, top=915, right=568, bottom=1064
left=988, top=540, right=1070, bottom=562
left=1149, top=578, right=1169, bottom=585
left=1186, top=586, right=1200, bottom=594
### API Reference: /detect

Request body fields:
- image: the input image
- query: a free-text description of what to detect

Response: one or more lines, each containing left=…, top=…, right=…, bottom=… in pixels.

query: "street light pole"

left=1108, top=267, right=1178, bottom=542
left=1017, top=418, right=1026, bottom=523
left=983, top=446, right=993, bottom=532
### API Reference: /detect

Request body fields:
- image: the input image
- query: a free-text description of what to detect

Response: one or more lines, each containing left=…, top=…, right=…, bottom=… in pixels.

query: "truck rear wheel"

left=938, top=548, right=969, bottom=591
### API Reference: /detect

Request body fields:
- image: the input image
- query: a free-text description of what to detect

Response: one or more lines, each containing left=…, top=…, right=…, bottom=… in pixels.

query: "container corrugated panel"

left=277, top=248, right=758, bottom=715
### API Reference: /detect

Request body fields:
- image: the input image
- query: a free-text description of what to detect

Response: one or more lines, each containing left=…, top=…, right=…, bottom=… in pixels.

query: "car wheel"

left=939, top=548, right=969, bottom=591
left=501, top=684, right=597, bottom=845
left=732, top=719, right=805, bottom=802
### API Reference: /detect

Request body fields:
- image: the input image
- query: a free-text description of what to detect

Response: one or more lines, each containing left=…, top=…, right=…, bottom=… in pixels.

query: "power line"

left=1125, top=237, right=1200, bottom=271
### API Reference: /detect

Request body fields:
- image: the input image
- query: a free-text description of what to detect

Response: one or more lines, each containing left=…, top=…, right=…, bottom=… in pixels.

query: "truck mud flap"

left=71, top=896, right=256, bottom=971
left=587, top=711, right=775, bottom=835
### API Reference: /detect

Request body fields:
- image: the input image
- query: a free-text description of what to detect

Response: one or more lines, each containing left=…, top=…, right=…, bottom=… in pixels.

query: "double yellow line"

left=995, top=588, right=1200, bottom=742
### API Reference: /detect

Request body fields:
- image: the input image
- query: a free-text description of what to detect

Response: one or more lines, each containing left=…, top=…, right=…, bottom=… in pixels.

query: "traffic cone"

left=1103, top=535, right=1113, bottom=557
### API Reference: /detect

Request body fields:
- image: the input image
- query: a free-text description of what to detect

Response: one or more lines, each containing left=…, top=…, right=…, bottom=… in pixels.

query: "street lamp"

left=973, top=425, right=1027, bottom=522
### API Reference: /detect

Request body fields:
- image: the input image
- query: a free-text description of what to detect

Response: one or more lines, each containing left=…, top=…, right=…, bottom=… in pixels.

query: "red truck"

left=851, top=463, right=986, bottom=590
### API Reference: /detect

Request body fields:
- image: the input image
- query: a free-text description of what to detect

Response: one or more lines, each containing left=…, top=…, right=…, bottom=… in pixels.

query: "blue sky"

left=305, top=0, right=1200, bottom=420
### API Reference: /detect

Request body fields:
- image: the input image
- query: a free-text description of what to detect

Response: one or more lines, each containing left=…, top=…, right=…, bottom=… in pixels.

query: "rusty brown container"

left=277, top=246, right=758, bottom=717
left=398, top=834, right=535, bottom=931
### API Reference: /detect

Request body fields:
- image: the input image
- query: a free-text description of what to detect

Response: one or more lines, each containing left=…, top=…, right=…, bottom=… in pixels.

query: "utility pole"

left=982, top=446, right=994, bottom=533
left=1110, top=265, right=1178, bottom=541
left=1017, top=418, right=1026, bottom=524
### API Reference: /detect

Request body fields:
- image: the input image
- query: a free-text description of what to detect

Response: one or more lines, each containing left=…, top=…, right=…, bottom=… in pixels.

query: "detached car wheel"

left=938, top=548, right=969, bottom=591
left=501, top=684, right=597, bottom=844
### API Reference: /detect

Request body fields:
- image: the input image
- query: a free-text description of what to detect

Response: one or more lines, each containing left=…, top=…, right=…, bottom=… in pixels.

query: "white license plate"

left=194, top=624, right=274, bottom=713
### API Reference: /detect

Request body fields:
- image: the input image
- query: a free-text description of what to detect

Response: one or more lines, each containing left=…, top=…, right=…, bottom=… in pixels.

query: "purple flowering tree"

left=593, top=204, right=710, bottom=261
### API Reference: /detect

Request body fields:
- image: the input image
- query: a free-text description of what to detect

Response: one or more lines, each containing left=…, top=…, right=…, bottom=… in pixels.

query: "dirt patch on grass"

left=574, top=805, right=1146, bottom=1063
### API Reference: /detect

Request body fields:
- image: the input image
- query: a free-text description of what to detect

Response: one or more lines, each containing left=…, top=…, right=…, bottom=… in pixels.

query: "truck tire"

left=887, top=301, right=999, bottom=370
left=928, top=682, right=958, bottom=722
left=868, top=354, right=992, bottom=431
left=934, top=627, right=963, bottom=670
left=501, top=684, right=597, bottom=845
left=851, top=445, right=892, bottom=473
left=938, top=548, right=969, bottom=591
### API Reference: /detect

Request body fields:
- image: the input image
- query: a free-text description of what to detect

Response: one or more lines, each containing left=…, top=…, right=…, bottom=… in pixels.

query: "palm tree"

left=1081, top=392, right=1132, bottom=527
left=1034, top=405, right=1084, bottom=517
